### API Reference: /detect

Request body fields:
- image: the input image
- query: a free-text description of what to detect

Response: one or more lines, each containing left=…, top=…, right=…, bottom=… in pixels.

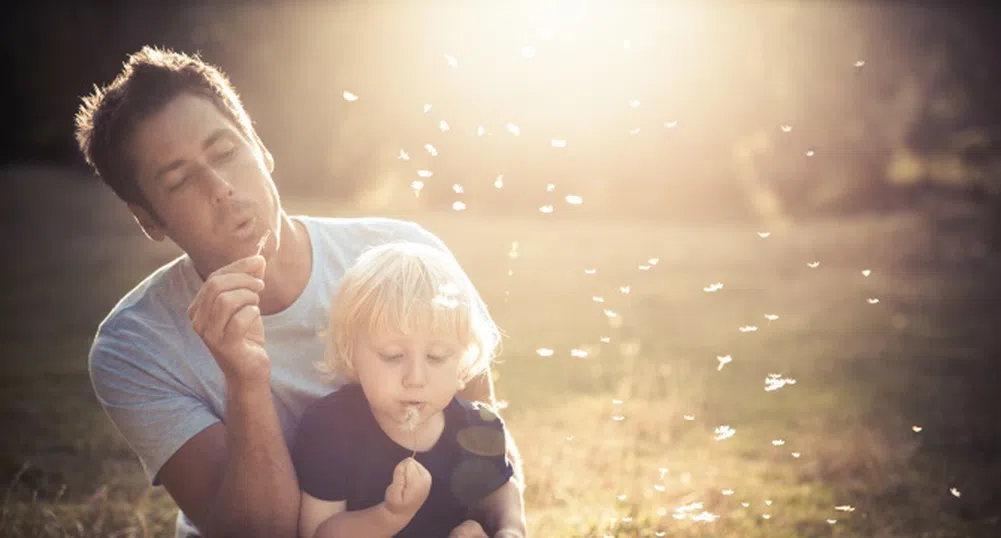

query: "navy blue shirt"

left=292, top=384, right=514, bottom=538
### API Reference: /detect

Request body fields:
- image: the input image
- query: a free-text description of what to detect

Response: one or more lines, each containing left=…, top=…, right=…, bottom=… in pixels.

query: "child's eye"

left=379, top=353, right=403, bottom=362
left=427, top=354, right=450, bottom=363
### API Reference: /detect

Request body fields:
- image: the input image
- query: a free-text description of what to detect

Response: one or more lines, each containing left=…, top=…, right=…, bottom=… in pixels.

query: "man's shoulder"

left=298, top=215, right=440, bottom=250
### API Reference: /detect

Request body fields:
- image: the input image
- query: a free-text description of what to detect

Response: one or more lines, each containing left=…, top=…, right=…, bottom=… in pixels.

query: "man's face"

left=128, top=93, right=280, bottom=274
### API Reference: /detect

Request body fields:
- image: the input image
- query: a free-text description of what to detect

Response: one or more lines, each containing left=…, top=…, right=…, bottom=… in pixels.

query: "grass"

left=2, top=167, right=1000, bottom=536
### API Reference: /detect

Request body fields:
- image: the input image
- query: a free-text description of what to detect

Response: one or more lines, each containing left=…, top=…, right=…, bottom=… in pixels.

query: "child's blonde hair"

left=321, top=241, right=499, bottom=385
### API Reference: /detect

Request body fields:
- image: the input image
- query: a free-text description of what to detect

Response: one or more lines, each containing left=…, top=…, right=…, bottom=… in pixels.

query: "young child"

left=292, top=241, right=518, bottom=538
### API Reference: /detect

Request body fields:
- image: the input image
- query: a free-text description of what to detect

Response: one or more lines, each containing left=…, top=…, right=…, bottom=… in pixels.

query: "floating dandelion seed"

left=566, top=435, right=574, bottom=441
left=762, top=514, right=771, bottom=520
left=629, top=128, right=641, bottom=135
left=546, top=184, right=556, bottom=192
left=772, top=439, right=785, bottom=446
left=758, top=231, right=771, bottom=238
left=571, top=348, right=588, bottom=358
left=565, top=194, right=583, bottom=205
left=722, top=489, right=734, bottom=496
left=403, top=407, right=419, bottom=431
left=452, top=201, right=466, bottom=212
left=912, top=425, right=923, bottom=432
left=765, top=373, right=797, bottom=392
left=638, top=264, right=652, bottom=271
left=648, top=257, right=659, bottom=265
left=493, top=175, right=504, bottom=188
left=417, top=169, right=433, bottom=178
left=684, top=415, right=695, bottom=421
left=791, top=452, right=801, bottom=458
left=628, top=99, right=640, bottom=108
left=425, top=143, right=438, bottom=157
left=655, top=532, right=665, bottom=537
left=507, top=123, right=521, bottom=136
left=950, top=488, right=961, bottom=498
left=806, top=150, right=815, bottom=157
left=658, top=467, right=669, bottom=479
left=342, top=91, right=358, bottom=101
left=739, top=325, right=759, bottom=332
left=536, top=348, right=554, bottom=357
left=765, top=500, right=773, bottom=506
left=867, top=298, right=880, bottom=304
left=765, top=314, right=779, bottom=321
left=617, top=494, right=628, bottom=501
left=411, top=181, right=424, bottom=195
left=444, top=54, right=457, bottom=67
left=551, top=139, right=567, bottom=148
left=522, top=46, right=535, bottom=58
left=452, top=184, right=463, bottom=194
left=834, top=505, right=855, bottom=512
left=717, top=355, right=732, bottom=371
left=612, top=399, right=623, bottom=404
left=439, top=120, right=450, bottom=132
left=862, top=269, right=871, bottom=277
left=620, top=286, right=631, bottom=294
left=584, top=268, right=598, bottom=275
left=855, top=60, right=866, bottom=67
left=665, top=120, right=678, bottom=128
left=423, top=104, right=432, bottom=113
left=600, top=336, right=610, bottom=343
left=398, top=149, right=410, bottom=160
left=692, top=512, right=719, bottom=523
left=714, top=425, right=736, bottom=441
left=603, top=309, right=618, bottom=318
left=539, top=205, right=554, bottom=214
left=807, top=261, right=820, bottom=268
left=612, top=415, right=626, bottom=421
left=781, top=124, right=793, bottom=132
left=496, top=400, right=509, bottom=409
left=704, top=282, right=724, bottom=292
left=477, top=125, right=486, bottom=136
left=653, top=484, right=666, bottom=492
left=741, top=502, right=750, bottom=508
left=593, top=296, right=605, bottom=303
left=827, top=519, right=837, bottom=524
left=508, top=242, right=519, bottom=259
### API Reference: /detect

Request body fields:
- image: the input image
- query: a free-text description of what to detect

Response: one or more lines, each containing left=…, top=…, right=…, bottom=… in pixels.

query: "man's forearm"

left=476, top=481, right=528, bottom=537
left=314, top=503, right=408, bottom=538
left=204, top=379, right=300, bottom=537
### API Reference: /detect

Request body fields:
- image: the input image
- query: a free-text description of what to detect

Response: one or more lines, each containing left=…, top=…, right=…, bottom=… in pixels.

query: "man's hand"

left=448, top=519, right=488, bottom=538
left=187, top=255, right=269, bottom=383
left=384, top=457, right=432, bottom=518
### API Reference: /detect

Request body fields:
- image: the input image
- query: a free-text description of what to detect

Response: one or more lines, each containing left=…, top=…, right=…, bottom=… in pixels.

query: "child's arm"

left=300, top=458, right=432, bottom=538
left=299, top=492, right=405, bottom=538
left=469, top=480, right=528, bottom=538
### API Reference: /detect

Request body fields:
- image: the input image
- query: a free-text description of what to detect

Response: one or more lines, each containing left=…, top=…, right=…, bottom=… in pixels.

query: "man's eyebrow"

left=153, top=128, right=235, bottom=182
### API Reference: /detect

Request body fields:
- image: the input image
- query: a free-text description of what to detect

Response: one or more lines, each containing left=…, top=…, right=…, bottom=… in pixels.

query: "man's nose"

left=204, top=167, right=234, bottom=204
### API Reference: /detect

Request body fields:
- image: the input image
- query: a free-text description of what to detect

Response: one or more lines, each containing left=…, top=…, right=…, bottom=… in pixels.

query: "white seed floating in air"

left=867, top=298, right=880, bottom=304
left=600, top=336, right=611, bottom=343
left=772, top=439, right=785, bottom=446
left=722, top=489, right=734, bottom=496
left=758, top=231, right=771, bottom=238
left=452, top=184, right=463, bottom=193
left=552, top=139, right=567, bottom=148
left=629, top=128, right=641, bottom=135
left=342, top=91, right=358, bottom=102
left=452, top=201, right=466, bottom=212
left=536, top=348, right=554, bottom=357
left=410, top=181, right=424, bottom=195
left=570, top=348, right=588, bottom=358
left=714, top=425, right=736, bottom=441
left=781, top=124, right=793, bottom=132
left=628, top=99, right=640, bottom=108
left=584, top=268, right=597, bottom=275
left=398, top=149, right=410, bottom=160
left=507, top=123, right=521, bottom=136
left=950, top=488, right=961, bottom=498
left=854, top=60, right=865, bottom=67
left=704, top=282, right=724, bottom=292
left=539, top=205, right=554, bottom=214
left=648, top=258, right=660, bottom=265
left=739, top=325, right=758, bottom=333
left=592, top=296, right=605, bottom=303
left=477, top=125, right=486, bottom=136
left=425, top=143, right=438, bottom=157
left=638, top=265, right=652, bottom=271
left=493, top=175, right=504, bottom=188
left=834, top=505, right=855, bottom=512
left=827, top=519, right=837, bottom=524
left=522, top=46, right=535, bottom=58
left=765, top=314, right=779, bottom=321
left=417, top=169, right=433, bottom=178
left=424, top=104, right=432, bottom=113
left=620, top=286, right=631, bottom=294
left=807, top=261, right=820, bottom=268
left=444, top=54, right=457, bottom=68
left=791, top=452, right=801, bottom=458
left=717, top=355, right=732, bottom=371
left=440, top=120, right=450, bottom=132
left=565, top=195, right=583, bottom=205
left=912, top=425, right=923, bottom=433
left=806, top=150, right=815, bottom=157
left=665, top=120, right=678, bottom=128
left=862, top=269, right=871, bottom=277
left=684, top=415, right=695, bottom=421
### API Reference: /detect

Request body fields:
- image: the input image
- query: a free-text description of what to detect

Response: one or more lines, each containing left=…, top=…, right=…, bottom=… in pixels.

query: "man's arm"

left=469, top=481, right=528, bottom=538
left=159, top=379, right=299, bottom=538
left=458, top=369, right=524, bottom=488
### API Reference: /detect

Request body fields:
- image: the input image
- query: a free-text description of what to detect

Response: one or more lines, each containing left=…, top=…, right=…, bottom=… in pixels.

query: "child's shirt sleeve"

left=451, top=401, right=515, bottom=507
left=291, top=394, right=350, bottom=501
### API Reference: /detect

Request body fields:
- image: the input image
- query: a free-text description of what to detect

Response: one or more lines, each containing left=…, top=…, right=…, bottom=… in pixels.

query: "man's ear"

left=127, top=203, right=167, bottom=241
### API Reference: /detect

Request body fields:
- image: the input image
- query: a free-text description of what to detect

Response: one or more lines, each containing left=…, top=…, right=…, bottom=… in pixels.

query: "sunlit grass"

left=2, top=192, right=999, bottom=536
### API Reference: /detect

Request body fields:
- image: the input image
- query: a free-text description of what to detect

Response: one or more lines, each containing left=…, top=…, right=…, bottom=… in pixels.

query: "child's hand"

left=384, top=457, right=432, bottom=517
left=448, top=519, right=488, bottom=538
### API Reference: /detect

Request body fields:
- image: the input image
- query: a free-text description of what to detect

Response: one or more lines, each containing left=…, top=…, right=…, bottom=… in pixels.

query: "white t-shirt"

left=89, top=216, right=498, bottom=489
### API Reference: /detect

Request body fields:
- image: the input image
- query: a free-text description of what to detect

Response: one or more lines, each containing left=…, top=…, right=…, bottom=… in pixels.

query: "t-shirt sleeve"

left=451, top=402, right=515, bottom=507
left=89, top=328, right=220, bottom=486
left=291, top=396, right=350, bottom=501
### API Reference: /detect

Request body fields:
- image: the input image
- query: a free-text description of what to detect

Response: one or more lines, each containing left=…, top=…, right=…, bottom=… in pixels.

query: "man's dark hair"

left=75, top=46, right=259, bottom=217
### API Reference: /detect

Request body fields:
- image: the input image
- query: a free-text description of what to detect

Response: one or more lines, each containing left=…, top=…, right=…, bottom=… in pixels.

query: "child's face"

left=353, top=331, right=465, bottom=431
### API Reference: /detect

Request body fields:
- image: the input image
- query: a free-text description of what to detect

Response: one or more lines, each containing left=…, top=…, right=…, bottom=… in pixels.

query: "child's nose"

left=403, top=357, right=428, bottom=386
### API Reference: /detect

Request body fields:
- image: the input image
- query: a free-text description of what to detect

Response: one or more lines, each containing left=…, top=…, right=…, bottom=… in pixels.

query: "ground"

left=1, top=165, right=999, bottom=537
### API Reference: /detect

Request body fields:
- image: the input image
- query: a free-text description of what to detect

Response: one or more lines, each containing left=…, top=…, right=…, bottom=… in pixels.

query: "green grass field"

left=2, top=167, right=1000, bottom=537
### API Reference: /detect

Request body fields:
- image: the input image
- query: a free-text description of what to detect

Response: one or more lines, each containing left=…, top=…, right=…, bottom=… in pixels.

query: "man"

left=75, top=46, right=526, bottom=538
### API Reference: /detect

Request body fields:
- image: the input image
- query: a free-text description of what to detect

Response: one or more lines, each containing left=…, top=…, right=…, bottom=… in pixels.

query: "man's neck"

left=258, top=215, right=312, bottom=315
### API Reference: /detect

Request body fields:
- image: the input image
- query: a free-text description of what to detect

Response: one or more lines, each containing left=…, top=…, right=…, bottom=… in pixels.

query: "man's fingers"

left=188, top=273, right=265, bottom=322
left=205, top=290, right=261, bottom=344
left=222, top=304, right=261, bottom=345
